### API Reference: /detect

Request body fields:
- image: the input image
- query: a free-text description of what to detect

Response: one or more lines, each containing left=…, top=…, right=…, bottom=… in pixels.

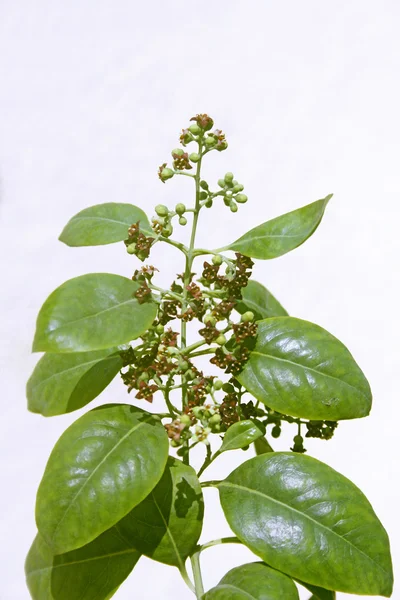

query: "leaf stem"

left=190, top=550, right=204, bottom=598
left=179, top=564, right=196, bottom=594
left=200, top=480, right=221, bottom=488
left=196, top=537, right=242, bottom=553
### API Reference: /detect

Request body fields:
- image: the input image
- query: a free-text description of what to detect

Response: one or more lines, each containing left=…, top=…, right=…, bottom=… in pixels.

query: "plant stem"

left=190, top=551, right=204, bottom=598
left=197, top=537, right=242, bottom=553
left=181, top=136, right=204, bottom=464
left=197, top=447, right=221, bottom=478
left=179, top=564, right=196, bottom=594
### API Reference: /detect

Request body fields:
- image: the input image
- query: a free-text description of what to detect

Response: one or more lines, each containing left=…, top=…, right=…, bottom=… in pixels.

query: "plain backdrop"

left=0, top=1, right=399, bottom=599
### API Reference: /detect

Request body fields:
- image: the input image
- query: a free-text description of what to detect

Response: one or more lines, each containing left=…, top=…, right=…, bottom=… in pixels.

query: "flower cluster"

left=124, top=222, right=155, bottom=261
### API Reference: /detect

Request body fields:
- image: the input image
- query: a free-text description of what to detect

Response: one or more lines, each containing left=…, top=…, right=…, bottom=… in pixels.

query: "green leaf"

left=217, top=452, right=393, bottom=596
left=32, top=273, right=157, bottom=353
left=220, top=420, right=264, bottom=453
left=300, top=581, right=335, bottom=600
left=25, top=531, right=140, bottom=600
left=27, top=349, right=123, bottom=416
left=238, top=316, right=372, bottom=420
left=254, top=436, right=274, bottom=455
left=36, top=404, right=169, bottom=554
left=118, top=457, right=204, bottom=568
left=226, top=195, right=331, bottom=259
left=203, top=562, right=299, bottom=599
left=59, top=202, right=152, bottom=246
left=236, top=280, right=288, bottom=320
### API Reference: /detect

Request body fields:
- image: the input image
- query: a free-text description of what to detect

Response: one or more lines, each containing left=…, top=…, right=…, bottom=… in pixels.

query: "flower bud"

left=216, top=141, right=228, bottom=151
left=241, top=311, right=255, bottom=322
left=200, top=180, right=209, bottom=190
left=156, top=324, right=164, bottom=334
left=180, top=360, right=189, bottom=372
left=199, top=191, right=208, bottom=200
left=192, top=406, right=203, bottom=418
left=215, top=334, right=227, bottom=346
left=175, top=203, right=186, bottom=215
left=213, top=379, right=224, bottom=390
left=189, top=124, right=201, bottom=135
left=167, top=346, right=180, bottom=355
left=271, top=425, right=281, bottom=438
left=179, top=216, right=187, bottom=226
left=180, top=414, right=191, bottom=426
left=126, top=244, right=136, bottom=255
left=171, top=148, right=184, bottom=157
left=203, top=313, right=217, bottom=326
left=188, top=152, right=200, bottom=163
left=235, top=193, right=248, bottom=204
left=209, top=413, right=221, bottom=425
left=212, top=254, right=223, bottom=266
left=224, top=172, right=234, bottom=183
left=230, top=202, right=238, bottom=213
left=155, top=204, right=169, bottom=217
left=170, top=439, right=180, bottom=447
left=205, top=199, right=213, bottom=208
left=160, top=168, right=174, bottom=182
left=233, top=183, right=244, bottom=193
left=163, top=223, right=173, bottom=237
left=218, top=179, right=226, bottom=188
left=185, top=369, right=195, bottom=381
left=205, top=136, right=216, bottom=148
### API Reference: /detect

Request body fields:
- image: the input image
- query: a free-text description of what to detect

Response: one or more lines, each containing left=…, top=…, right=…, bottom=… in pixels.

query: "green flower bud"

left=271, top=425, right=281, bottom=438
left=189, top=124, right=201, bottom=135
left=192, top=406, right=203, bottom=418
left=170, top=439, right=180, bottom=447
left=235, top=193, right=248, bottom=204
left=160, top=168, right=174, bottom=181
left=209, top=414, right=221, bottom=425
left=203, top=314, right=217, bottom=326
left=138, top=372, right=149, bottom=382
left=199, top=191, right=208, bottom=200
left=189, top=152, right=200, bottom=163
left=180, top=414, right=191, bottom=426
left=126, top=244, right=136, bottom=255
left=233, top=183, right=244, bottom=193
left=179, top=216, right=187, bottom=226
left=212, top=254, right=223, bottom=266
left=224, top=172, right=234, bottom=183
left=213, top=379, right=224, bottom=390
left=185, top=369, right=195, bottom=381
left=218, top=179, right=226, bottom=188
left=155, top=204, right=169, bottom=217
left=215, top=334, right=227, bottom=346
left=294, top=435, right=303, bottom=444
left=241, top=311, right=255, bottom=322
left=163, top=223, right=173, bottom=237
left=230, top=202, right=238, bottom=213
left=200, top=180, right=209, bottom=190
left=205, top=199, right=213, bottom=208
left=172, top=148, right=184, bottom=157
left=205, top=136, right=216, bottom=148
left=156, top=324, right=164, bottom=334
left=216, top=141, right=228, bottom=151
left=175, top=203, right=186, bottom=215
left=222, top=383, right=234, bottom=393
left=180, top=360, right=189, bottom=372
left=166, top=346, right=180, bottom=355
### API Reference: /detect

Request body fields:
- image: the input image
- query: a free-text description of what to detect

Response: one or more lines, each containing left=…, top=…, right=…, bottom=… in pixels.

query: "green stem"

left=200, top=480, right=221, bottom=488
left=196, top=537, right=242, bottom=553
left=188, top=348, right=216, bottom=358
left=190, top=551, right=204, bottom=598
left=160, top=236, right=189, bottom=255
left=179, top=564, right=196, bottom=594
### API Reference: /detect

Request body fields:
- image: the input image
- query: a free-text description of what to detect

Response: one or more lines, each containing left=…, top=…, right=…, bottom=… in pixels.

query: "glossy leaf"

left=254, top=436, right=274, bottom=455
left=32, top=273, right=157, bottom=353
left=118, top=457, right=204, bottom=568
left=300, top=581, right=336, bottom=600
left=226, top=195, right=331, bottom=259
left=220, top=420, right=264, bottom=453
left=27, top=349, right=123, bottom=416
left=236, top=280, right=288, bottom=320
left=238, top=317, right=372, bottom=420
left=203, top=562, right=299, bottom=599
left=25, top=531, right=140, bottom=600
left=36, top=404, right=169, bottom=554
left=217, top=453, right=393, bottom=596
left=59, top=202, right=152, bottom=246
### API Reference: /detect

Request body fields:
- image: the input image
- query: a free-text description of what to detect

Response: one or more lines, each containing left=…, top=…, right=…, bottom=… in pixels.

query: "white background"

left=0, top=1, right=399, bottom=598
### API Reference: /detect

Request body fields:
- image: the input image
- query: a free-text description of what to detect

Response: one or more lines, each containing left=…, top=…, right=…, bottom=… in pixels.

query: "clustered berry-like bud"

left=291, top=434, right=306, bottom=454
left=158, top=163, right=174, bottom=182
left=217, top=172, right=247, bottom=212
left=305, top=420, right=338, bottom=440
left=125, top=222, right=155, bottom=261
left=190, top=113, right=214, bottom=131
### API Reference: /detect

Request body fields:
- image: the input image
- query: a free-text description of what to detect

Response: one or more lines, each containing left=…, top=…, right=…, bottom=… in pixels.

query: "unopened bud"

left=156, top=324, right=164, bottom=334
left=180, top=414, right=191, bottom=426
left=203, top=314, right=217, bottom=326
left=236, top=193, right=248, bottom=204
left=200, top=180, right=209, bottom=190
left=218, top=179, right=226, bottom=188
left=179, top=216, right=187, bottom=226
left=241, top=311, right=255, bottom=322
left=155, top=204, right=169, bottom=217
left=126, top=244, right=136, bottom=255
left=175, top=203, right=186, bottom=215
left=172, top=148, right=184, bottom=157
left=215, top=334, right=227, bottom=346
left=199, top=191, right=208, bottom=200
left=189, top=152, right=200, bottom=163
left=209, top=413, right=221, bottom=425
left=224, top=172, right=234, bottom=183
left=230, top=202, right=238, bottom=213
left=160, top=168, right=174, bottom=182
left=205, top=136, right=216, bottom=148
left=189, top=124, right=201, bottom=135
left=212, top=254, right=223, bottom=266
left=205, top=199, right=213, bottom=208
left=163, top=223, right=173, bottom=237
left=213, top=379, right=224, bottom=390
left=233, top=184, right=244, bottom=193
